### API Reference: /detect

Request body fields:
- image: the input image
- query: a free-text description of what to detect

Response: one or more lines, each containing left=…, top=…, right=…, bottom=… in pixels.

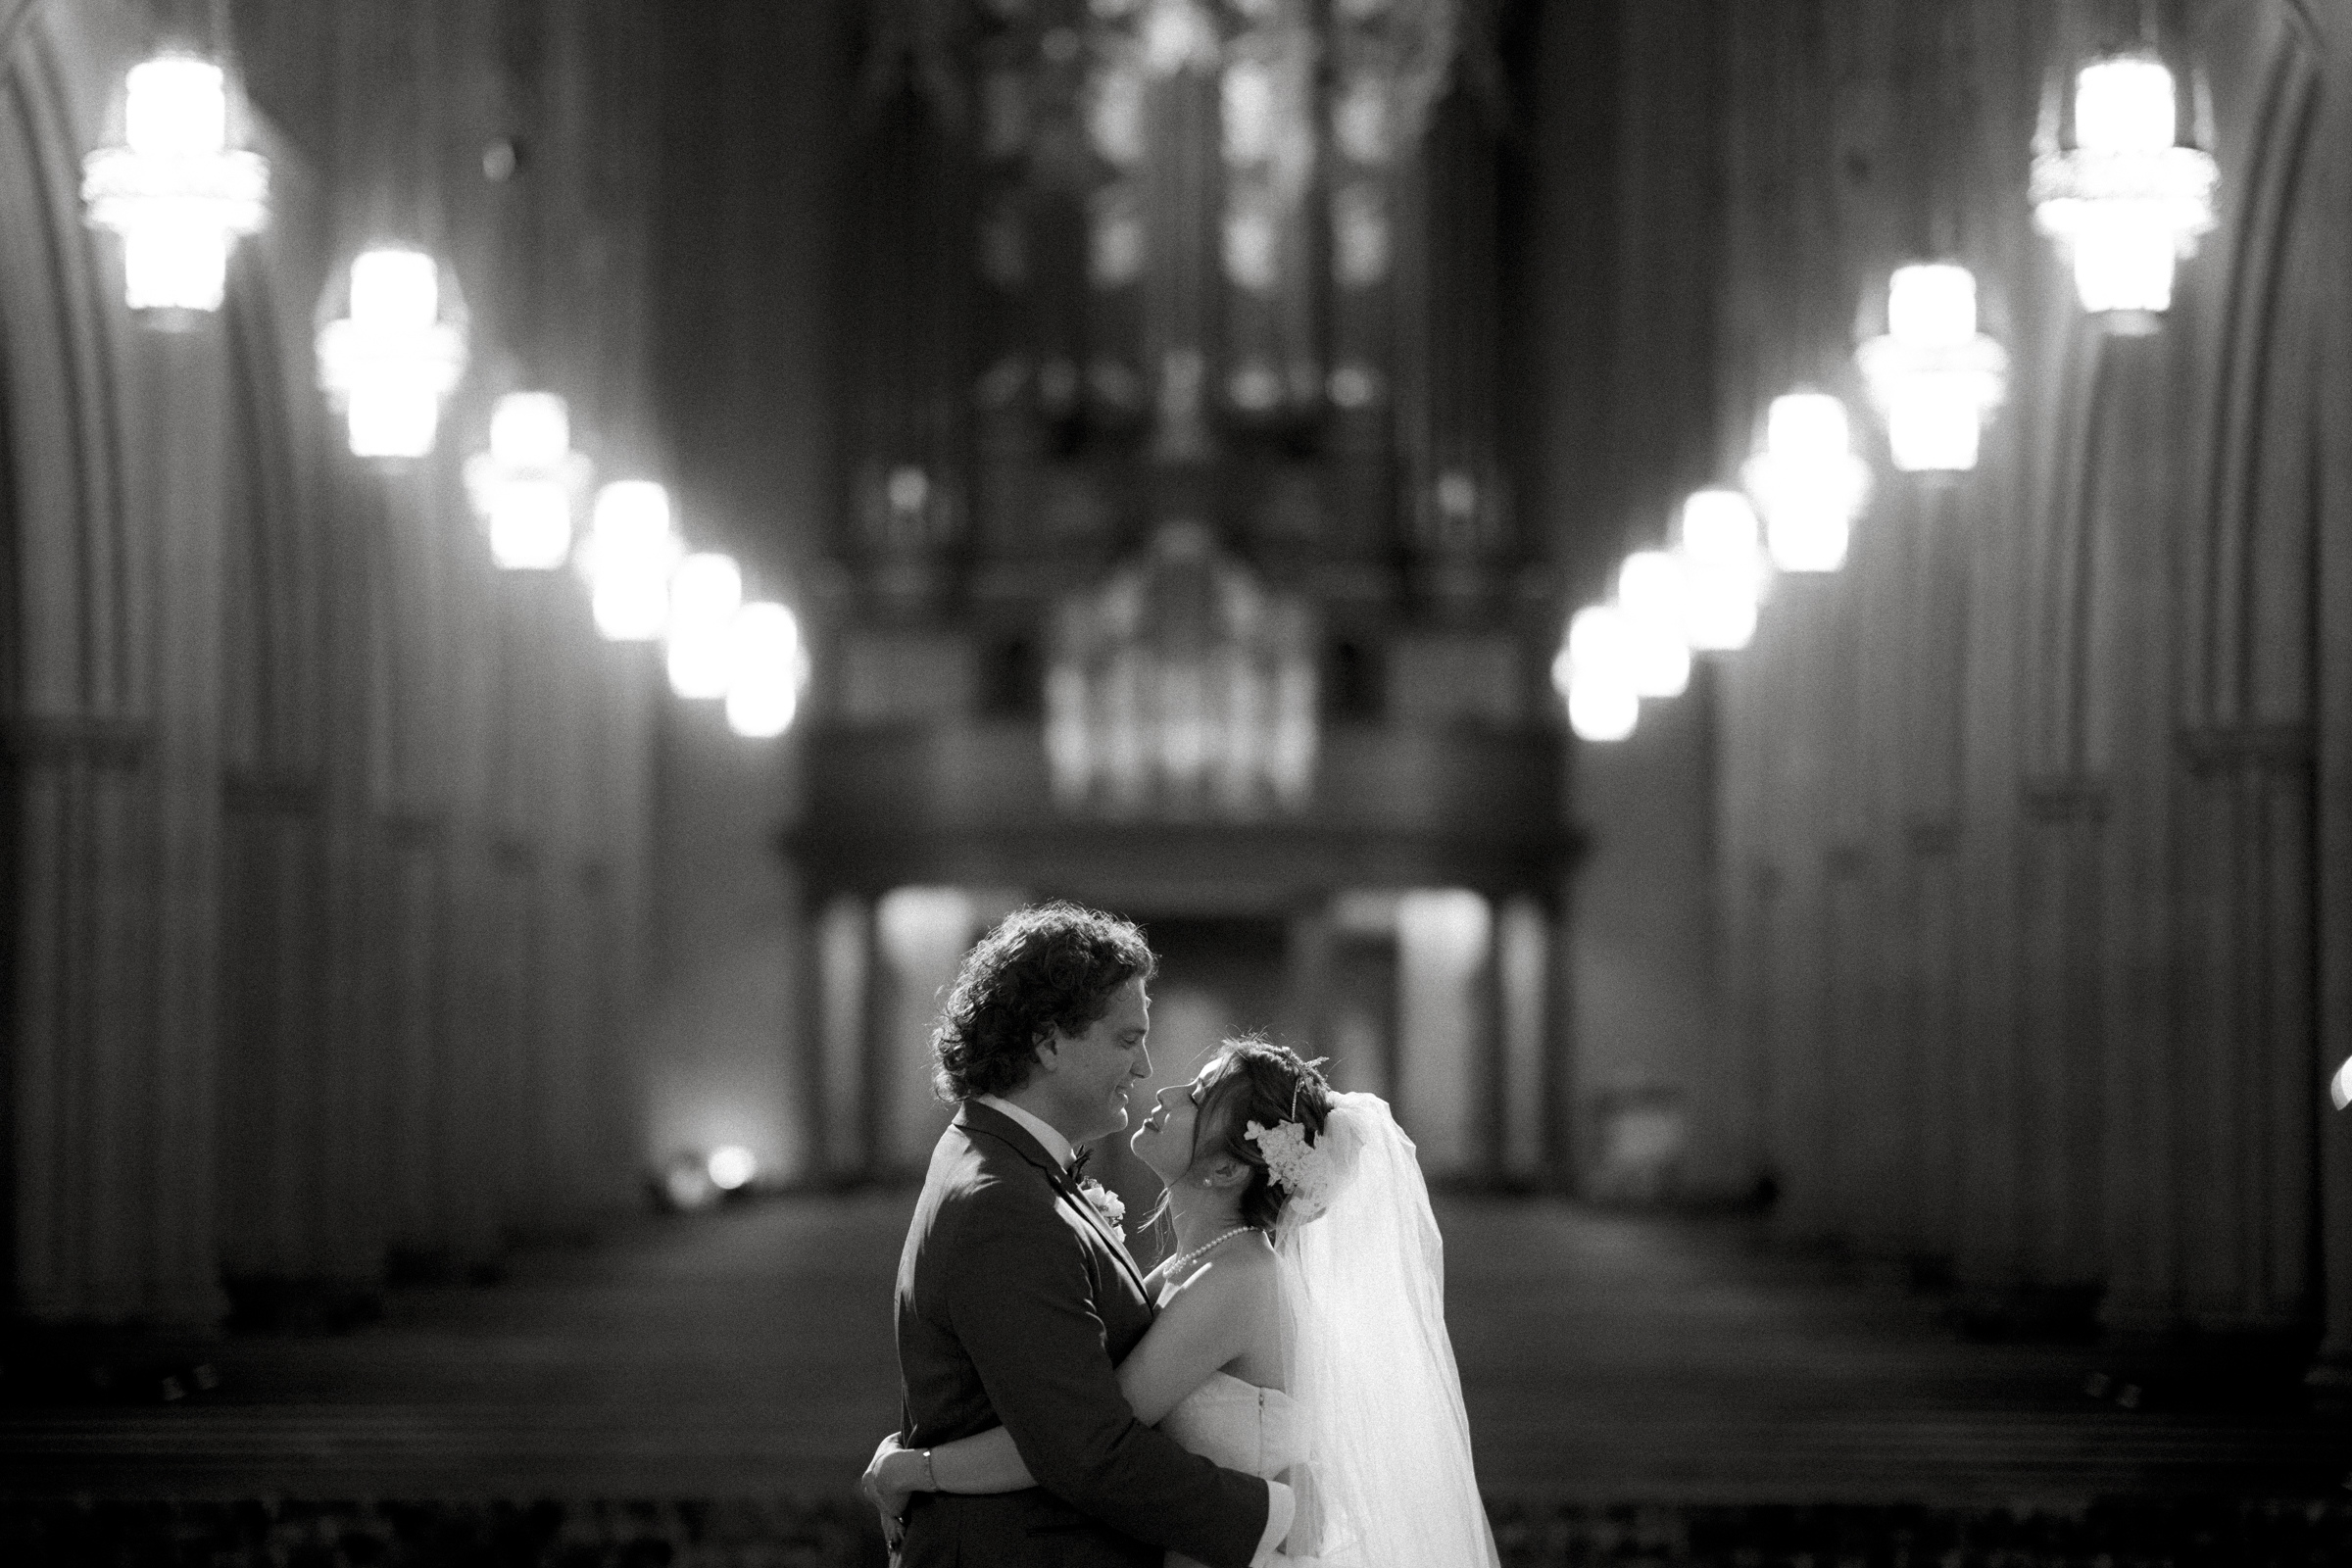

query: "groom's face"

left=1039, top=975, right=1153, bottom=1146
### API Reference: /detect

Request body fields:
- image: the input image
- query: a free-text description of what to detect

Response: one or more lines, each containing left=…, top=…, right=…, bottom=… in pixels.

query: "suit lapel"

left=957, top=1102, right=1152, bottom=1301
left=1050, top=1166, right=1153, bottom=1300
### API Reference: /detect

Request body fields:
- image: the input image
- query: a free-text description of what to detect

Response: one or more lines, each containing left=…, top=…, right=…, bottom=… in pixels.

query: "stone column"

left=2312, top=5, right=2352, bottom=1389
left=1495, top=896, right=1548, bottom=1184
left=414, top=458, right=508, bottom=1273
left=1541, top=853, right=1583, bottom=1190
left=9, top=270, right=234, bottom=1324
left=788, top=877, right=828, bottom=1188
left=586, top=639, right=661, bottom=1213
left=1279, top=901, right=1334, bottom=1065
left=1890, top=484, right=1971, bottom=1263
left=1466, top=903, right=1504, bottom=1183
left=218, top=425, right=381, bottom=1318
left=1755, top=574, right=1844, bottom=1243
left=526, top=583, right=609, bottom=1232
left=483, top=572, right=564, bottom=1242
left=814, top=894, right=872, bottom=1180
left=1395, top=890, right=1491, bottom=1177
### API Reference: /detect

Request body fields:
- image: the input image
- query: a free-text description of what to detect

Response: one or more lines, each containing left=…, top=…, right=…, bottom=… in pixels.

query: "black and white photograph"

left=0, top=1, right=2349, bottom=1563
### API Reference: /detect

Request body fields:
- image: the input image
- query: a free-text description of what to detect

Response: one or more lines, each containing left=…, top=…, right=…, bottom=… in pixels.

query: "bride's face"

left=1128, top=1059, right=1220, bottom=1184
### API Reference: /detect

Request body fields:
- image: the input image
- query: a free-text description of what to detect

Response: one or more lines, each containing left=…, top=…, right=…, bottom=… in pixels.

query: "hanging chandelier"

left=664, top=552, right=743, bottom=700
left=1550, top=605, right=1639, bottom=744
left=82, top=55, right=270, bottom=315
left=464, top=393, right=592, bottom=570
left=316, top=248, right=468, bottom=459
left=723, top=602, right=808, bottom=739
left=582, top=481, right=680, bottom=641
left=1676, top=489, right=1764, bottom=652
left=1743, top=393, right=1870, bottom=573
left=1856, top=263, right=2008, bottom=474
left=2031, top=51, right=2217, bottom=322
left=1613, top=553, right=1692, bottom=700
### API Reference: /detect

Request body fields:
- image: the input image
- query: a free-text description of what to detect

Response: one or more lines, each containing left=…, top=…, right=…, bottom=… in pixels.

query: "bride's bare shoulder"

left=1161, top=1236, right=1279, bottom=1327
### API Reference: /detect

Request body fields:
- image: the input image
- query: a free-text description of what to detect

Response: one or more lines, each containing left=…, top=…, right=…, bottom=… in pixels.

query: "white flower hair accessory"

left=1244, top=1117, right=1339, bottom=1221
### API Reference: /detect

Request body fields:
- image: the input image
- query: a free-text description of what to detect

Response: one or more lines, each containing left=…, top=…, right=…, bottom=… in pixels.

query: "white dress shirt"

left=975, top=1094, right=1077, bottom=1172
left=969, top=1095, right=1296, bottom=1564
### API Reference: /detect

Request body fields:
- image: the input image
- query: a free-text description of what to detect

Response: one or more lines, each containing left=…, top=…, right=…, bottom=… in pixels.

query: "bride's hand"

left=861, top=1433, right=912, bottom=1550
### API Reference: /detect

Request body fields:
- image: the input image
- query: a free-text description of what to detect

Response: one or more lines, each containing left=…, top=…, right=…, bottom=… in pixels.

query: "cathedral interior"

left=4, top=0, right=2352, bottom=1562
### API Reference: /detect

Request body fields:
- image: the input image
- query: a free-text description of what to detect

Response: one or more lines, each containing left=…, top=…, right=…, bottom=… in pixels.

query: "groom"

left=884, top=902, right=1292, bottom=1568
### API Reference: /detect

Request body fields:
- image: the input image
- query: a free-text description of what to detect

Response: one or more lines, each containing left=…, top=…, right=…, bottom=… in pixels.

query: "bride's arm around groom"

left=886, top=904, right=1288, bottom=1568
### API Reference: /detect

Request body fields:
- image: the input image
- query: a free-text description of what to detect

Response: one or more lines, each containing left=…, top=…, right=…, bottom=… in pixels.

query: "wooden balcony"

left=788, top=720, right=1577, bottom=909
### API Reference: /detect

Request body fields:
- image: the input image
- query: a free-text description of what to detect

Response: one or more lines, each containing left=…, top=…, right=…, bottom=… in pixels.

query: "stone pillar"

left=213, top=256, right=353, bottom=1319
left=1828, top=441, right=1915, bottom=1257
left=586, top=640, right=661, bottom=1212
left=1544, top=871, right=1580, bottom=1189
left=2312, top=5, right=2352, bottom=1390
left=485, top=572, right=565, bottom=1241
left=789, top=878, right=828, bottom=1188
left=1890, top=485, right=1971, bottom=1264
left=816, top=894, right=872, bottom=1180
left=1496, top=896, right=1548, bottom=1184
left=416, top=463, right=508, bottom=1272
left=519, top=580, right=610, bottom=1233
left=2087, top=328, right=2189, bottom=1337
left=8, top=284, right=234, bottom=1323
left=874, top=888, right=974, bottom=1173
left=1755, top=574, right=1844, bottom=1242
left=1279, top=901, right=1334, bottom=1064
left=1395, top=890, right=1491, bottom=1177
left=1466, top=903, right=1504, bottom=1183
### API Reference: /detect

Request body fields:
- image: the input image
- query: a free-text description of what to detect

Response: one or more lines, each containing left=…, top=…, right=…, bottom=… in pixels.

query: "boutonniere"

left=1076, top=1178, right=1126, bottom=1238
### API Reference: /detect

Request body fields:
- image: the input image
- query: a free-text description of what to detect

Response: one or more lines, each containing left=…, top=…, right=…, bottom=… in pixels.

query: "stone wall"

left=1, top=0, right=665, bottom=1327
left=1694, top=0, right=2352, bottom=1377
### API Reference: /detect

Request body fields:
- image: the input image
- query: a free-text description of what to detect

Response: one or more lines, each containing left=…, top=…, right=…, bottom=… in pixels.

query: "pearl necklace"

left=1163, top=1225, right=1254, bottom=1279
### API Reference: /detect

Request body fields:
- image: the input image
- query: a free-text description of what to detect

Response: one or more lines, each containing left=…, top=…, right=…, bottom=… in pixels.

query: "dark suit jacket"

left=895, top=1100, right=1269, bottom=1568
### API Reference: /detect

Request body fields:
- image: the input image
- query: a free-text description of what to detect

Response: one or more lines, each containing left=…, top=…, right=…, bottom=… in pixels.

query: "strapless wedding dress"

left=1159, top=1371, right=1305, bottom=1568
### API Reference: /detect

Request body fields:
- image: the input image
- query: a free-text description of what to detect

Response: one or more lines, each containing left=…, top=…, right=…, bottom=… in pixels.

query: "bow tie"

left=1065, top=1146, right=1093, bottom=1183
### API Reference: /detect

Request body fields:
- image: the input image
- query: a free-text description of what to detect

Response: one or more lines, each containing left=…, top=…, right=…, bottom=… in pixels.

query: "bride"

left=864, top=1035, right=1500, bottom=1568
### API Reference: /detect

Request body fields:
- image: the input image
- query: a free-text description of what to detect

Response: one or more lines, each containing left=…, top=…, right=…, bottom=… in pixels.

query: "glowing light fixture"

left=1856, top=263, right=2008, bottom=473
left=1743, top=393, right=1870, bottom=573
left=1551, top=605, right=1640, bottom=743
left=665, top=552, right=743, bottom=699
left=81, top=55, right=270, bottom=314
left=2031, top=53, right=2217, bottom=319
left=1615, top=552, right=1692, bottom=699
left=583, top=481, right=680, bottom=641
left=706, top=1145, right=759, bottom=1192
left=1677, top=489, right=1764, bottom=652
left=465, top=393, right=591, bottom=570
left=2332, top=1054, right=2352, bottom=1112
left=723, top=602, right=808, bottom=739
left=316, top=248, right=468, bottom=458
left=660, top=1152, right=717, bottom=1212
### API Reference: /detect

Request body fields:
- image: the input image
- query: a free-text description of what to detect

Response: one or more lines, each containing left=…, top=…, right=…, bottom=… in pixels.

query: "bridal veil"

left=1273, top=1091, right=1501, bottom=1568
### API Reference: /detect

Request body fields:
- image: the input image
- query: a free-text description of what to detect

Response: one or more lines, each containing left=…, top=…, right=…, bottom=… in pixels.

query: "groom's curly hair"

left=932, top=902, right=1156, bottom=1102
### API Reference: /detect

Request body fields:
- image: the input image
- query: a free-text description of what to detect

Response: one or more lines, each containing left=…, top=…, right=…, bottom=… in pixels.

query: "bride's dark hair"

left=1191, top=1034, right=1335, bottom=1233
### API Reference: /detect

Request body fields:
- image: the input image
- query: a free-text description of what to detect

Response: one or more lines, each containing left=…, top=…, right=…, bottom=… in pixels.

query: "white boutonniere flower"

left=1077, top=1178, right=1127, bottom=1238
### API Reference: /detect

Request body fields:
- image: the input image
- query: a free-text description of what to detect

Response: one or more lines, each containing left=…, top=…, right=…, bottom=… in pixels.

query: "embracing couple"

left=862, top=902, right=1498, bottom=1568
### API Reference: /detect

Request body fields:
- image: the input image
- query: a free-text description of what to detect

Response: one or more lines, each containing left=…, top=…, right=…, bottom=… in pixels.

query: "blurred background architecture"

left=4, top=0, right=2352, bottom=1557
